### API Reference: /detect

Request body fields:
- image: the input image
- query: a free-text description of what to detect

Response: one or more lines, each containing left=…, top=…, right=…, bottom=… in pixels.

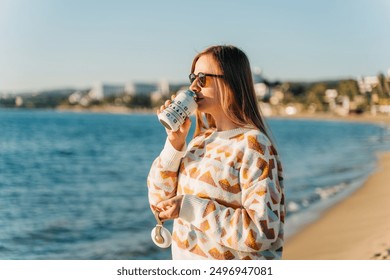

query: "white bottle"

left=158, top=90, right=197, bottom=131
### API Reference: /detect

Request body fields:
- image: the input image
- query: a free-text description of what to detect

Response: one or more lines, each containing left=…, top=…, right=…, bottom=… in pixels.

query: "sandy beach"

left=284, top=150, right=390, bottom=260
left=279, top=113, right=390, bottom=259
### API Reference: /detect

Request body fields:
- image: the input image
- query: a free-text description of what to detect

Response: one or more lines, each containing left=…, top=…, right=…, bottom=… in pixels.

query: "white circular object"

left=151, top=226, right=172, bottom=248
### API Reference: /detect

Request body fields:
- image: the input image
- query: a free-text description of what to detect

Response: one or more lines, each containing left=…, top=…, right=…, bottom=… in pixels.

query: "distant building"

left=68, top=91, right=83, bottom=104
left=158, top=80, right=170, bottom=96
left=124, top=82, right=135, bottom=96
left=66, top=81, right=162, bottom=106
left=324, top=89, right=350, bottom=116
left=132, top=83, right=158, bottom=96
left=88, top=82, right=126, bottom=100
left=357, top=76, right=380, bottom=93
left=15, top=96, right=23, bottom=107
left=85, top=81, right=162, bottom=101
left=252, top=68, right=271, bottom=100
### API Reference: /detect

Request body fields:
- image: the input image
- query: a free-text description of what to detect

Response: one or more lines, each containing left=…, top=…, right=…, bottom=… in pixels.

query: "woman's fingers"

left=158, top=207, right=174, bottom=221
left=159, top=105, right=165, bottom=113
left=156, top=196, right=183, bottom=221
left=179, top=117, right=191, bottom=134
left=156, top=199, right=170, bottom=211
left=157, top=99, right=172, bottom=115
left=157, top=95, right=176, bottom=116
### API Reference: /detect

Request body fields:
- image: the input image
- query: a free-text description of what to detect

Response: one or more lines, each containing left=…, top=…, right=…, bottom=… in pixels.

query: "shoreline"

left=55, top=104, right=154, bottom=115
left=283, top=151, right=390, bottom=260
left=5, top=105, right=389, bottom=126
left=61, top=106, right=390, bottom=126
left=271, top=112, right=390, bottom=259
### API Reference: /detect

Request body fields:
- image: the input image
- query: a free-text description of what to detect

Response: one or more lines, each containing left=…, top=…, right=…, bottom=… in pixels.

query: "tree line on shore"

left=1, top=74, right=389, bottom=114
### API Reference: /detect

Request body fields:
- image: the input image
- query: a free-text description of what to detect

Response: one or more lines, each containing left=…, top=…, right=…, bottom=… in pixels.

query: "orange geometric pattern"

left=147, top=128, right=285, bottom=260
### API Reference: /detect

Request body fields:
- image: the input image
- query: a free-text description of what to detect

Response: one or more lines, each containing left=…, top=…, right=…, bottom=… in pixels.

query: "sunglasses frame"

left=189, top=72, right=224, bottom=87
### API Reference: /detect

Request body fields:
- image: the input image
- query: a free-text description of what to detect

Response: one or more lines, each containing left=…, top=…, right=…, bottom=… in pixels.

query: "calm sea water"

left=0, top=109, right=389, bottom=259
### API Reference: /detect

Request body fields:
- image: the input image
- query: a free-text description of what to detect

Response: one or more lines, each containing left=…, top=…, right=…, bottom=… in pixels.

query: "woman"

left=147, top=45, right=285, bottom=260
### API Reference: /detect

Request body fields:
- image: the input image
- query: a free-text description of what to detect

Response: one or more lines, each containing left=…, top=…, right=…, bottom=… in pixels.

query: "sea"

left=1, top=109, right=389, bottom=260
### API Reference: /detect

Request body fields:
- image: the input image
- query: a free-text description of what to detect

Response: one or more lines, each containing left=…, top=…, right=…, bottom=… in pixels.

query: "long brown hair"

left=192, top=45, right=272, bottom=141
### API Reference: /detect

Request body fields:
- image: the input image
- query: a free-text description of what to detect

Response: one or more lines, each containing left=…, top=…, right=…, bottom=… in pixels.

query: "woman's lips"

left=195, top=94, right=204, bottom=103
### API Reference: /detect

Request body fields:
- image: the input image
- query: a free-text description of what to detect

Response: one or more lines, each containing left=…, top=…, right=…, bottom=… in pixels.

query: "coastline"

left=55, top=104, right=155, bottom=115
left=283, top=151, right=390, bottom=260
left=55, top=105, right=390, bottom=125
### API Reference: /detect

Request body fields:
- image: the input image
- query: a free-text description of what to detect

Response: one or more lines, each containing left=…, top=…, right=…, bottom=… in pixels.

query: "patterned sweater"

left=147, top=127, right=285, bottom=260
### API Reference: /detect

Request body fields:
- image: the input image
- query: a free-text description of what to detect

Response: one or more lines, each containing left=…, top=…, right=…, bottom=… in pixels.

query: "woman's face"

left=190, top=54, right=224, bottom=117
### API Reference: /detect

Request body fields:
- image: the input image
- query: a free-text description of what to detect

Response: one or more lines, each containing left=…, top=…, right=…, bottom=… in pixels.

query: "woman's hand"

left=156, top=195, right=184, bottom=221
left=157, top=95, right=191, bottom=151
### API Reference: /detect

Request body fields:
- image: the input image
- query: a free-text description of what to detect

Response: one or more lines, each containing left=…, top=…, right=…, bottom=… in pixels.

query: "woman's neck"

left=212, top=114, right=240, bottom=132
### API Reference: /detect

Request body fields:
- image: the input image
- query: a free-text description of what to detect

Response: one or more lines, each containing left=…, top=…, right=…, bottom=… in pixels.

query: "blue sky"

left=1, top=0, right=389, bottom=92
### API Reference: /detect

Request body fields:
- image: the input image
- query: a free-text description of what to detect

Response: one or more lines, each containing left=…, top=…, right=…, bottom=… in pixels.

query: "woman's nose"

left=189, top=79, right=200, bottom=93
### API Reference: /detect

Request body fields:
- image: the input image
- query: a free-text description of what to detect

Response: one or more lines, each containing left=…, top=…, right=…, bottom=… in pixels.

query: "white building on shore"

left=357, top=76, right=380, bottom=94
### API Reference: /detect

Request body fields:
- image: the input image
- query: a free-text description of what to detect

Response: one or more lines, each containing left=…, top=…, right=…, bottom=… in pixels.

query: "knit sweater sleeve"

left=179, top=135, right=283, bottom=252
left=147, top=138, right=186, bottom=209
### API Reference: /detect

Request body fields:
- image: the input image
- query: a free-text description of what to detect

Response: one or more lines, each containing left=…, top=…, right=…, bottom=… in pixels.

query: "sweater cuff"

left=159, top=138, right=186, bottom=169
left=179, top=195, right=207, bottom=224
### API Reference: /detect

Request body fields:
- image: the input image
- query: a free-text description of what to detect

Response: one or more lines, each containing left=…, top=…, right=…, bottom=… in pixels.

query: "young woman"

left=147, top=45, right=285, bottom=260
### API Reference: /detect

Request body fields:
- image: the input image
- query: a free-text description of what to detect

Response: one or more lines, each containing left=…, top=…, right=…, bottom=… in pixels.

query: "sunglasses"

left=189, top=72, right=224, bottom=87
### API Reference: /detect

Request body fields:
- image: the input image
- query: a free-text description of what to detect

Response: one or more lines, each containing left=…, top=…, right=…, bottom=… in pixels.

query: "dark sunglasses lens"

left=189, top=74, right=196, bottom=83
left=198, top=73, right=206, bottom=87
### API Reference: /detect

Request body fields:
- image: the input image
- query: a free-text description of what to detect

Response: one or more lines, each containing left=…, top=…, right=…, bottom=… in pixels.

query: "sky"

left=1, top=0, right=389, bottom=93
